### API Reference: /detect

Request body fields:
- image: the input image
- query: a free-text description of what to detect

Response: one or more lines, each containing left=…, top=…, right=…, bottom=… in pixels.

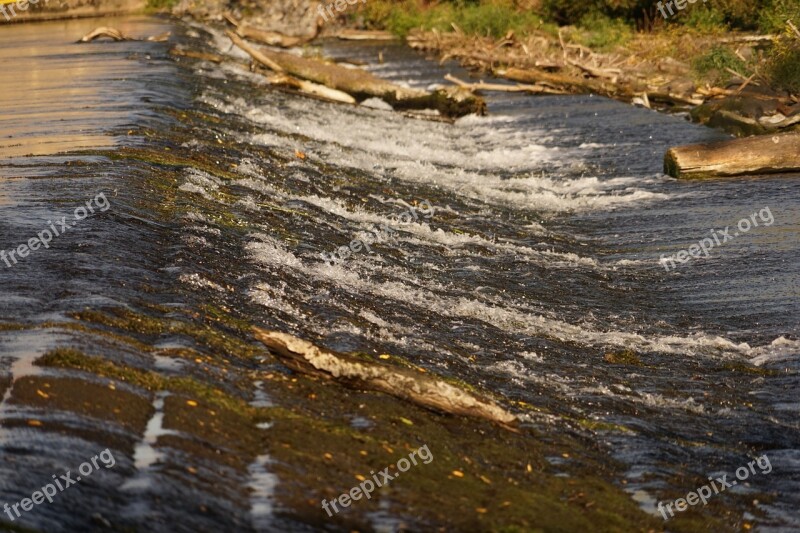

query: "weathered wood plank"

left=664, top=132, right=800, bottom=179
left=253, top=328, right=517, bottom=428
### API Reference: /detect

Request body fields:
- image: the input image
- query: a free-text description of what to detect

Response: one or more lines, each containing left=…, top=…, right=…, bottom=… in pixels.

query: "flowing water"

left=1, top=15, right=799, bottom=532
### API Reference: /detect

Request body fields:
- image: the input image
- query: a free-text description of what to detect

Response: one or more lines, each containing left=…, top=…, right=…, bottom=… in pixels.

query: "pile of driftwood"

left=407, top=27, right=702, bottom=109
left=407, top=25, right=799, bottom=119
left=222, top=29, right=484, bottom=117
left=79, top=18, right=485, bottom=119
left=216, top=14, right=484, bottom=117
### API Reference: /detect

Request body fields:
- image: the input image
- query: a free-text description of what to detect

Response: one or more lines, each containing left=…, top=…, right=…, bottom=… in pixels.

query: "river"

left=1, top=14, right=799, bottom=532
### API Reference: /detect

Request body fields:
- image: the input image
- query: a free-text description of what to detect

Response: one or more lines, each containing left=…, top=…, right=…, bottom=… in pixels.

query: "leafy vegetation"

left=354, top=0, right=800, bottom=94
left=767, top=30, right=800, bottom=93
left=361, top=0, right=551, bottom=38
left=759, top=0, right=800, bottom=33
left=574, top=12, right=634, bottom=50
left=692, top=45, right=748, bottom=84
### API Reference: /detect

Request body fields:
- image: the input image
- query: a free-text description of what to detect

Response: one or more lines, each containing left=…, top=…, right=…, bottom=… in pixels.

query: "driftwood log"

left=77, top=27, right=169, bottom=43
left=333, top=29, right=397, bottom=41
left=77, top=27, right=131, bottom=42
left=496, top=66, right=603, bottom=93
left=227, top=31, right=484, bottom=117
left=253, top=328, right=517, bottom=428
left=445, top=74, right=568, bottom=95
left=664, top=132, right=800, bottom=179
left=223, top=13, right=316, bottom=48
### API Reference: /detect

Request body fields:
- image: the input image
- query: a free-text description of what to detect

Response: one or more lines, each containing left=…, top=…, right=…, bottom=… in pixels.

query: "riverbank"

left=314, top=0, right=799, bottom=138
left=173, top=0, right=800, bottom=138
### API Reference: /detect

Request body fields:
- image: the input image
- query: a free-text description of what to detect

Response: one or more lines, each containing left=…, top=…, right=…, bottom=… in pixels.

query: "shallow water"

left=1, top=15, right=799, bottom=532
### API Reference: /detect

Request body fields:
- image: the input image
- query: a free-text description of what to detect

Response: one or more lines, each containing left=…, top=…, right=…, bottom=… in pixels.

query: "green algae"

left=253, top=365, right=668, bottom=532
left=36, top=348, right=256, bottom=419
left=69, top=308, right=265, bottom=360
left=718, top=361, right=780, bottom=376
left=603, top=349, right=642, bottom=366
left=575, top=418, right=636, bottom=434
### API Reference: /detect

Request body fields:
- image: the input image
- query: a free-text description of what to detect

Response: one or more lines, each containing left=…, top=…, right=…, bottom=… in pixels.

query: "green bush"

left=362, top=0, right=548, bottom=38
left=759, top=0, right=800, bottom=33
left=683, top=6, right=728, bottom=32
left=542, top=0, right=602, bottom=25
left=692, top=45, right=748, bottom=84
left=575, top=12, right=634, bottom=50
left=454, top=1, right=545, bottom=37
left=767, top=45, right=800, bottom=94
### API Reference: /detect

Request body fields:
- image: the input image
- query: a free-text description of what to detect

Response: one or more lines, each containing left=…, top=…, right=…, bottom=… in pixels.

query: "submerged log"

left=664, top=132, right=800, bottom=179
left=170, top=47, right=224, bottom=63
left=253, top=328, right=517, bottom=428
left=77, top=27, right=132, bottom=43
left=227, top=32, right=484, bottom=117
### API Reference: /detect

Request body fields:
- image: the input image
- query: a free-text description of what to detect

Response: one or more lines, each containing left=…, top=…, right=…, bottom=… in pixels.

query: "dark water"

left=1, top=15, right=799, bottom=532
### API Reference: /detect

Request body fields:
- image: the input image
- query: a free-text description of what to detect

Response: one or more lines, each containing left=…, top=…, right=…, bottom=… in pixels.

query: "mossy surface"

left=603, top=349, right=642, bottom=365
left=68, top=307, right=265, bottom=360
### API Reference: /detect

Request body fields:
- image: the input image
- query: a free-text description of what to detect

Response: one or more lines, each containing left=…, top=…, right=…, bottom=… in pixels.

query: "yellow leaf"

left=355, top=475, right=366, bottom=481
left=378, top=354, right=390, bottom=360
left=399, top=417, right=413, bottom=425
left=452, top=470, right=464, bottom=478
left=36, top=389, right=49, bottom=399
left=324, top=453, right=333, bottom=460
left=476, top=507, right=488, bottom=514
left=186, top=400, right=198, bottom=407
left=28, top=420, right=42, bottom=427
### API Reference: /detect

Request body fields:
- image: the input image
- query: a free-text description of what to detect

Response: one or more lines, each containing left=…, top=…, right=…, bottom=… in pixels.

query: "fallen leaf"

left=36, top=389, right=49, bottom=399
left=452, top=470, right=464, bottom=478
left=476, top=507, right=488, bottom=514
left=378, top=354, right=390, bottom=360
left=187, top=400, right=198, bottom=407
left=28, top=420, right=42, bottom=427
left=295, top=149, right=306, bottom=159
left=355, top=475, right=366, bottom=481
left=479, top=475, right=492, bottom=484
left=324, top=453, right=333, bottom=460
left=399, top=417, right=413, bottom=426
